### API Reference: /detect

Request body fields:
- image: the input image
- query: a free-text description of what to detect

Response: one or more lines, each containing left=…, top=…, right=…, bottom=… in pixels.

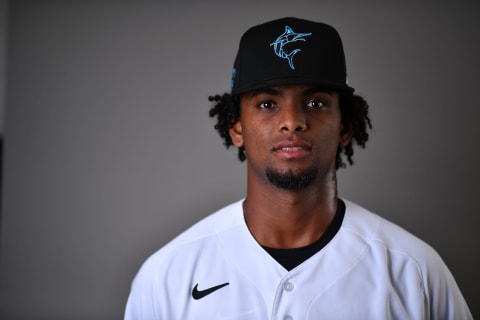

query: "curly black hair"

left=208, top=91, right=372, bottom=169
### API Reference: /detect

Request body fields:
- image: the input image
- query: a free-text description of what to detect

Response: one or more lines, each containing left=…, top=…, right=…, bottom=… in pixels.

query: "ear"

left=229, top=120, right=244, bottom=148
left=339, top=121, right=353, bottom=148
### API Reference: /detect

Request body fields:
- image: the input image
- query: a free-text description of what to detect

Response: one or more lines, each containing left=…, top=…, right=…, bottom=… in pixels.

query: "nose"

left=278, top=105, right=307, bottom=132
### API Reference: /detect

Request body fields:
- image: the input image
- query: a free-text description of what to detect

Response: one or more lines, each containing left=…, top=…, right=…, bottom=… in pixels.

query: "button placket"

left=283, top=281, right=294, bottom=292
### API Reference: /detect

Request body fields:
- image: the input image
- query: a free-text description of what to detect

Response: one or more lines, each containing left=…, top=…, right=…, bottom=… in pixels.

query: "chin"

left=265, top=166, right=318, bottom=191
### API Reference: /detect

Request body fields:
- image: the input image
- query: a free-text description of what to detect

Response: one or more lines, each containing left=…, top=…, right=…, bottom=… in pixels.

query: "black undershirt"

left=262, top=199, right=346, bottom=271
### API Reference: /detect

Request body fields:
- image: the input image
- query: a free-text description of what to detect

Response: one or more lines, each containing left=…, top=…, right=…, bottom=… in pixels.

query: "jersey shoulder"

left=342, top=199, right=438, bottom=260
left=130, top=199, right=245, bottom=281
left=339, top=200, right=472, bottom=318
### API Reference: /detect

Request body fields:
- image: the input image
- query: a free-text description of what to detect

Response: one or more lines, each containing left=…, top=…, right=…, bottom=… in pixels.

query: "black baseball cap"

left=230, top=17, right=354, bottom=95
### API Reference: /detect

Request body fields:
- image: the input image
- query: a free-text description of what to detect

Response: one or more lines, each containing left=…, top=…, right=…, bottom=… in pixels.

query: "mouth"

left=279, top=147, right=305, bottom=151
left=273, top=141, right=311, bottom=159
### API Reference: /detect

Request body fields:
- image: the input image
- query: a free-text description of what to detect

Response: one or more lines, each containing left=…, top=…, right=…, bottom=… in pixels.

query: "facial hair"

left=265, top=166, right=318, bottom=190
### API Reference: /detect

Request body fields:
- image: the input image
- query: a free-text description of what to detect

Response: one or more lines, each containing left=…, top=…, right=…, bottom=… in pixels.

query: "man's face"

left=229, top=84, right=352, bottom=190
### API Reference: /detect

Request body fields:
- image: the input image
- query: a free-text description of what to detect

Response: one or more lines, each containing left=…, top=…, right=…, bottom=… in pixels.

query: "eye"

left=306, top=99, right=327, bottom=110
left=257, top=101, right=275, bottom=109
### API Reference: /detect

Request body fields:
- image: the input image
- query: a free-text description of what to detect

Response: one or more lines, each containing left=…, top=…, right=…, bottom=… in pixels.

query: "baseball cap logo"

left=270, top=25, right=312, bottom=70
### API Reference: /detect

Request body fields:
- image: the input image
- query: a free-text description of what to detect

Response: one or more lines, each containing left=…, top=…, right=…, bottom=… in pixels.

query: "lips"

left=274, top=140, right=311, bottom=151
left=273, top=140, right=311, bottom=159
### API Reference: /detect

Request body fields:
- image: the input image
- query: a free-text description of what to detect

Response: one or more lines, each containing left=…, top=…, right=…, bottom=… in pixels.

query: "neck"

left=243, top=170, right=338, bottom=249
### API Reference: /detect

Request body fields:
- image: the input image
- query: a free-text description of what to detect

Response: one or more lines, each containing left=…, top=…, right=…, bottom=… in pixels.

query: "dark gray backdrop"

left=1, top=1, right=479, bottom=319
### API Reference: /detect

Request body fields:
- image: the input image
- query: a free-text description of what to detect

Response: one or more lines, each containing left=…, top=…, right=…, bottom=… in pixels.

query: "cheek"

left=316, top=121, right=344, bottom=151
left=242, top=122, right=272, bottom=153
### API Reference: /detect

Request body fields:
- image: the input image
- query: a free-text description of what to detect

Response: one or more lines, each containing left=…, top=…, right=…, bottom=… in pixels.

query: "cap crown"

left=231, top=17, right=353, bottom=95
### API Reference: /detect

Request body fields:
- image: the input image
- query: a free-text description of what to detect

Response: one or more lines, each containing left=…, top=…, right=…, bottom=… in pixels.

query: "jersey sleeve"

left=124, top=264, right=161, bottom=320
left=422, top=250, right=472, bottom=319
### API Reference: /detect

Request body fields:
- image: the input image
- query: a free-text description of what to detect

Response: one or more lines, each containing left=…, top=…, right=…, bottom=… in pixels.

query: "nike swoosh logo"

left=191, top=282, right=229, bottom=300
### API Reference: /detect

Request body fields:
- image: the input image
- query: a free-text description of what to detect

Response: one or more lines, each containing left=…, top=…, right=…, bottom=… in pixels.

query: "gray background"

left=1, top=1, right=479, bottom=319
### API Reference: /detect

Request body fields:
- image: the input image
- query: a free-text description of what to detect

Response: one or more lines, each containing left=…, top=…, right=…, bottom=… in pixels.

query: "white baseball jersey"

left=125, top=199, right=472, bottom=319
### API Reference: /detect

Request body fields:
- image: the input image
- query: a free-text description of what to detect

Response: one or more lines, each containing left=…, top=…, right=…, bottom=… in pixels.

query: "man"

left=125, top=17, right=471, bottom=319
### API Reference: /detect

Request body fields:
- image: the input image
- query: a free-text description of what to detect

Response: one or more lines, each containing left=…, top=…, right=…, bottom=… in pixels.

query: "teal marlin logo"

left=270, top=26, right=312, bottom=70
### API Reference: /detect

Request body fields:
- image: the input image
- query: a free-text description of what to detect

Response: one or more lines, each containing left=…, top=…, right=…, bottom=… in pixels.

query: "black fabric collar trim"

left=262, top=198, right=346, bottom=271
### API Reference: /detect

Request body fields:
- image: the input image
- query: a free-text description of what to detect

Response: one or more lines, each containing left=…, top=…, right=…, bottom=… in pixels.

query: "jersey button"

left=284, top=315, right=294, bottom=320
left=283, top=281, right=294, bottom=292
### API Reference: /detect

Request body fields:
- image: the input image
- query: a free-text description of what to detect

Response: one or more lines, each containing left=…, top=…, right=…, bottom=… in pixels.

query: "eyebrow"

left=249, top=87, right=281, bottom=97
left=248, top=86, right=335, bottom=98
left=302, top=87, right=336, bottom=96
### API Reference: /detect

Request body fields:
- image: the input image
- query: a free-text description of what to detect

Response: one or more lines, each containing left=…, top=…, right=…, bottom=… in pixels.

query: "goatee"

left=265, top=166, right=318, bottom=190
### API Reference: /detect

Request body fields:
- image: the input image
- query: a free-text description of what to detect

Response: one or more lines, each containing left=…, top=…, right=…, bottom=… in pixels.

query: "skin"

left=229, top=84, right=352, bottom=249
